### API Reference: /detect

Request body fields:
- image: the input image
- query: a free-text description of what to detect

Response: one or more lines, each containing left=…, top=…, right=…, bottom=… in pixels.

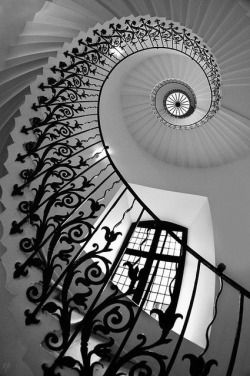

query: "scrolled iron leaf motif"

left=57, top=247, right=74, bottom=264
left=13, top=165, right=102, bottom=281
left=39, top=225, right=123, bottom=357
left=13, top=262, right=29, bottom=278
left=75, top=260, right=108, bottom=286
left=182, top=354, right=218, bottom=376
left=105, top=331, right=169, bottom=376
left=150, top=304, right=183, bottom=340
left=94, top=304, right=132, bottom=335
left=8, top=16, right=222, bottom=376
left=9, top=220, right=24, bottom=235
left=182, top=275, right=223, bottom=376
left=90, top=337, right=114, bottom=361
left=102, top=226, right=122, bottom=243
left=42, top=223, right=135, bottom=374
left=19, top=237, right=34, bottom=253
left=43, top=301, right=61, bottom=315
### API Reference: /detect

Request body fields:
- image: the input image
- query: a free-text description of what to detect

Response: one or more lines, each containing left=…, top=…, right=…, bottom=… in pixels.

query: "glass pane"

left=154, top=276, right=161, bottom=284
left=159, top=285, right=166, bottom=294
left=159, top=261, right=165, bottom=268
left=112, top=222, right=185, bottom=322
left=152, top=284, right=159, bottom=293
left=149, top=292, right=157, bottom=301
left=156, top=294, right=164, bottom=303
left=119, top=276, right=126, bottom=284
left=144, top=300, right=153, bottom=311
left=163, top=269, right=170, bottom=277
left=113, top=251, right=147, bottom=294
left=157, top=268, right=163, bottom=276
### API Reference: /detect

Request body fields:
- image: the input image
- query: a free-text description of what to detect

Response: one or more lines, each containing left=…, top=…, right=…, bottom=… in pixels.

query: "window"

left=112, top=221, right=187, bottom=316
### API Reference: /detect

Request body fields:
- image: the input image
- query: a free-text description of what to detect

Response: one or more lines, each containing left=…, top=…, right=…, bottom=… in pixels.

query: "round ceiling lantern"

left=150, top=78, right=209, bottom=130
left=165, top=91, right=191, bottom=117
left=161, top=80, right=197, bottom=119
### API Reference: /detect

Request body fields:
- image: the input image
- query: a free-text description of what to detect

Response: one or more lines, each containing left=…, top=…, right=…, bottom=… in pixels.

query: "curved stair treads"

left=204, top=2, right=248, bottom=49
left=124, top=115, right=250, bottom=168
left=222, top=86, right=250, bottom=124
left=122, top=100, right=250, bottom=167
left=0, top=1, right=250, bottom=375
left=0, top=0, right=106, bottom=155
left=238, top=0, right=250, bottom=14
left=120, top=49, right=222, bottom=167
left=0, top=63, right=44, bottom=126
left=121, top=53, right=211, bottom=107
left=5, top=42, right=62, bottom=69
left=0, top=11, right=227, bottom=303
left=1, top=0, right=250, bottom=171
left=0, top=16, right=223, bottom=374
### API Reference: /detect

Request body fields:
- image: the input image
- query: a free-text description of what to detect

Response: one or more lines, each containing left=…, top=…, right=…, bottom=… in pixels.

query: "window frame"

left=112, top=220, right=188, bottom=314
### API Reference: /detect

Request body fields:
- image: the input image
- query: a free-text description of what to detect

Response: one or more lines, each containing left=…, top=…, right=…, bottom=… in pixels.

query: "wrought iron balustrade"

left=2, top=16, right=249, bottom=376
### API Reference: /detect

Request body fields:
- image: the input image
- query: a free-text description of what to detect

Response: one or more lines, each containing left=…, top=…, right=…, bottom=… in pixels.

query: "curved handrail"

left=1, top=15, right=248, bottom=376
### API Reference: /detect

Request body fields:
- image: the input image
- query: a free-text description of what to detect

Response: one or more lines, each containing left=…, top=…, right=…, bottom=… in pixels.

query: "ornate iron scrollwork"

left=7, top=16, right=224, bottom=376
left=182, top=273, right=224, bottom=376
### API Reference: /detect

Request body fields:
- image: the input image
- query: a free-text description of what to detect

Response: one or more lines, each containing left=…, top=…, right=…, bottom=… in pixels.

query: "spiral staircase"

left=1, top=1, right=250, bottom=375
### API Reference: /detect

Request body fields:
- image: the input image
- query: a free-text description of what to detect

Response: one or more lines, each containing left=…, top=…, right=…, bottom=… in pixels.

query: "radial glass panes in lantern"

left=165, top=91, right=190, bottom=117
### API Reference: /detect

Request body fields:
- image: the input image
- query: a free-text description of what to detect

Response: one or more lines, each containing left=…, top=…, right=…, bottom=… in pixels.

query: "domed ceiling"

left=116, top=15, right=250, bottom=168
left=1, top=0, right=250, bottom=170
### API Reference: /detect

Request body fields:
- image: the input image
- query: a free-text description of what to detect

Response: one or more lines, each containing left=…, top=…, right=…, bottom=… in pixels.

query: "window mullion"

left=170, top=230, right=187, bottom=309
left=132, top=227, right=160, bottom=304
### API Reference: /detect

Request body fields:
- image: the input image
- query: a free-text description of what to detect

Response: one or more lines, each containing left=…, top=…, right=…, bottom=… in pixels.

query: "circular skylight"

left=165, top=91, right=191, bottom=117
left=150, top=79, right=199, bottom=129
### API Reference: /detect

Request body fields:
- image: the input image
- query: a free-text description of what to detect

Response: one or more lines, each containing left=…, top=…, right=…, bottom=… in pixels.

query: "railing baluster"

left=25, top=186, right=127, bottom=316
left=5, top=15, right=249, bottom=376
left=42, top=196, right=140, bottom=374
left=226, top=292, right=244, bottom=376
left=102, top=218, right=170, bottom=376
left=165, top=259, right=201, bottom=375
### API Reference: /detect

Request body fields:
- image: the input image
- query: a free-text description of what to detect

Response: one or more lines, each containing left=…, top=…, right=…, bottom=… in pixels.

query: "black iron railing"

left=7, top=16, right=248, bottom=376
